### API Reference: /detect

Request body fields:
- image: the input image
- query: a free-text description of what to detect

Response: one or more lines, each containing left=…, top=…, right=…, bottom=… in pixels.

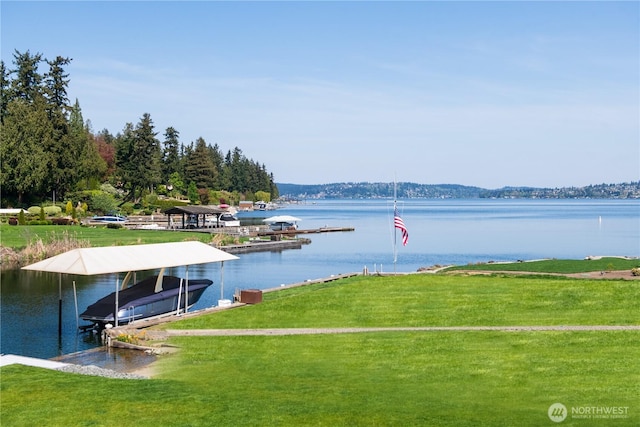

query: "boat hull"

left=80, top=275, right=213, bottom=326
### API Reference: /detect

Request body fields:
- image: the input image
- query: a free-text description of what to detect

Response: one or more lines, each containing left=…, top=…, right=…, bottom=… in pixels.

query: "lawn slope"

left=1, top=274, right=638, bottom=426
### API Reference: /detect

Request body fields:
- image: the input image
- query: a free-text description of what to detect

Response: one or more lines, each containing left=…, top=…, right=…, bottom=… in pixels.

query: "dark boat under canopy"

left=80, top=270, right=213, bottom=325
left=22, top=241, right=239, bottom=331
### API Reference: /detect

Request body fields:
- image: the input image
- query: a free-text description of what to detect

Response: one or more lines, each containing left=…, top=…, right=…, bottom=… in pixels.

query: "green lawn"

left=1, top=274, right=639, bottom=426
left=443, top=257, right=640, bottom=274
left=0, top=224, right=212, bottom=249
left=171, top=274, right=640, bottom=328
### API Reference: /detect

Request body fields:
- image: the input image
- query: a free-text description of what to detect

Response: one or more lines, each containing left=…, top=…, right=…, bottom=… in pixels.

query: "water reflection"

left=55, top=346, right=157, bottom=373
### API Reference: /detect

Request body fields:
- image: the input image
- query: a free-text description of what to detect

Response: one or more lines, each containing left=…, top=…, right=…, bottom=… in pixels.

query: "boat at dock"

left=90, top=214, right=127, bottom=224
left=263, top=215, right=301, bottom=231
left=22, top=241, right=239, bottom=335
left=206, top=213, right=240, bottom=228
left=80, top=270, right=213, bottom=327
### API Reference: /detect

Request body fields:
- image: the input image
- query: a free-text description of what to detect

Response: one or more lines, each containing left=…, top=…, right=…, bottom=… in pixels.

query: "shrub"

left=187, top=182, right=198, bottom=204
left=39, top=207, right=45, bottom=221
left=17, top=211, right=26, bottom=225
left=121, top=203, right=135, bottom=215
left=145, top=193, right=158, bottom=206
left=114, top=330, right=146, bottom=345
left=43, top=205, right=62, bottom=215
left=106, top=223, right=123, bottom=229
left=156, top=199, right=189, bottom=210
left=27, top=220, right=53, bottom=225
left=198, top=188, right=210, bottom=205
left=66, top=190, right=101, bottom=207
left=51, top=217, right=72, bottom=225
left=90, top=192, right=117, bottom=215
left=27, top=206, right=41, bottom=215
left=255, top=190, right=271, bottom=203
left=99, top=182, right=122, bottom=195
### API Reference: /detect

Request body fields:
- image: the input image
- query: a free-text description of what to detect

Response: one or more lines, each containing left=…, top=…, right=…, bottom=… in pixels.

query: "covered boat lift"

left=164, top=205, right=227, bottom=229
left=22, top=241, right=239, bottom=336
left=263, top=215, right=302, bottom=231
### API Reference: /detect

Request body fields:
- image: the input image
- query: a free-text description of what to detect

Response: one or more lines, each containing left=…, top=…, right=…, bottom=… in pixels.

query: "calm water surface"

left=2, top=199, right=638, bottom=359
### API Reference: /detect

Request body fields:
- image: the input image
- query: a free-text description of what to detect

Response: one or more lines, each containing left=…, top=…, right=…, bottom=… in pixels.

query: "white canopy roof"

left=262, top=215, right=302, bottom=223
left=22, top=241, right=238, bottom=276
left=0, top=208, right=28, bottom=214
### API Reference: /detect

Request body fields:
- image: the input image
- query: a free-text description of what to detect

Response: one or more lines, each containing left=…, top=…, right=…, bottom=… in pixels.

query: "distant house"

left=239, top=201, right=254, bottom=211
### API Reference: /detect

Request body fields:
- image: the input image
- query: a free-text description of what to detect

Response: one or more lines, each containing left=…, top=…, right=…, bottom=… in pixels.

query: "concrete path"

left=0, top=354, right=69, bottom=369
left=162, top=325, right=640, bottom=337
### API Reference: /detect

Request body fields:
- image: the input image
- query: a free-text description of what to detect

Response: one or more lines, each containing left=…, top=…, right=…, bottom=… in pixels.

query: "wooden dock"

left=257, top=226, right=355, bottom=237
left=221, top=238, right=311, bottom=254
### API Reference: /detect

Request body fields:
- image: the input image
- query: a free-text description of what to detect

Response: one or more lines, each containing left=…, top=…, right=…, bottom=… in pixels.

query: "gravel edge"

left=55, top=364, right=148, bottom=380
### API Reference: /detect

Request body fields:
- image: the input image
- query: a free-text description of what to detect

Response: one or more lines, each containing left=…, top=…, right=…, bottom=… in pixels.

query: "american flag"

left=394, top=206, right=409, bottom=246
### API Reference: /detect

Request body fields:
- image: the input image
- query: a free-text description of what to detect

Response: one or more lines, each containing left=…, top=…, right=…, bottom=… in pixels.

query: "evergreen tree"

left=0, top=51, right=280, bottom=205
left=43, top=56, right=75, bottom=198
left=1, top=51, right=53, bottom=203
left=270, top=173, right=279, bottom=199
left=114, top=123, right=137, bottom=200
left=44, top=56, right=71, bottom=113
left=184, top=137, right=217, bottom=189
left=115, top=114, right=162, bottom=203
left=0, top=99, right=53, bottom=204
left=208, top=143, right=224, bottom=188
left=205, top=144, right=220, bottom=189
left=69, top=100, right=106, bottom=189
left=133, top=113, right=162, bottom=193
left=161, top=127, right=181, bottom=184
left=9, top=50, right=44, bottom=103
left=0, top=61, right=9, bottom=124
left=229, top=147, right=248, bottom=193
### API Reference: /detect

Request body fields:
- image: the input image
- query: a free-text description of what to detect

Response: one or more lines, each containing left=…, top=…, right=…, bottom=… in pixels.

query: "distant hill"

left=276, top=181, right=640, bottom=199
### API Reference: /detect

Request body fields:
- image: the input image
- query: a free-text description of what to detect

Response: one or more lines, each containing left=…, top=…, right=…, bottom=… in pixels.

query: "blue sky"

left=2, top=1, right=638, bottom=188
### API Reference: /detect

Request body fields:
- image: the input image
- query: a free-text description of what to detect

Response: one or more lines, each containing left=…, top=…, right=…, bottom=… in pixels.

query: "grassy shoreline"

left=2, top=224, right=639, bottom=274
left=0, top=224, right=213, bottom=249
left=0, top=224, right=214, bottom=269
left=443, top=257, right=640, bottom=274
left=2, top=273, right=638, bottom=425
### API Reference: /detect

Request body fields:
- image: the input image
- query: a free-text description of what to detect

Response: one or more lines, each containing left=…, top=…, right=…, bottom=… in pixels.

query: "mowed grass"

left=171, top=274, right=640, bottom=328
left=2, top=274, right=639, bottom=426
left=443, top=257, right=640, bottom=274
left=0, top=224, right=211, bottom=248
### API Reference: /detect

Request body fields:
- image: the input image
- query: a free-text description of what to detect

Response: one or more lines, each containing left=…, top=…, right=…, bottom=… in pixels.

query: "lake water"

left=1, top=199, right=639, bottom=359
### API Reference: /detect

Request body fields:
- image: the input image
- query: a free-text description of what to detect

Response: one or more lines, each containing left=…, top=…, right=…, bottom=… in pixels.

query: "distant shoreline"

left=276, top=181, right=640, bottom=200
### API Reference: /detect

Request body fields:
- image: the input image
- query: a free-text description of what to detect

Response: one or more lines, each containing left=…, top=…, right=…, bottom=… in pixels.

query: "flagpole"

left=392, top=178, right=409, bottom=273
left=393, top=178, right=397, bottom=272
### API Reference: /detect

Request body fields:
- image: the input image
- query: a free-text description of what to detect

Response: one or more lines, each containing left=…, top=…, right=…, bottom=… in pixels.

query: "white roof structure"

left=0, top=208, right=28, bottom=214
left=22, top=241, right=238, bottom=275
